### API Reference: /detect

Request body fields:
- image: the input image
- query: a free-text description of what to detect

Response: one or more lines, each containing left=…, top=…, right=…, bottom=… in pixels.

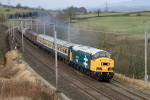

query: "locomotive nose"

left=99, top=58, right=114, bottom=72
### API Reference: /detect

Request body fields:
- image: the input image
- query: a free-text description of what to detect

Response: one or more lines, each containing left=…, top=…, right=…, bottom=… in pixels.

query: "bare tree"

left=63, top=6, right=77, bottom=21
left=16, top=3, right=22, bottom=8
left=0, top=14, right=7, bottom=24
left=97, top=9, right=101, bottom=17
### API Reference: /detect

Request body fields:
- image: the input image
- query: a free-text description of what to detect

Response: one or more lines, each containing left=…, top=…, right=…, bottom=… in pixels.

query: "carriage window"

left=64, top=49, right=67, bottom=54
left=58, top=45, right=61, bottom=50
left=60, top=48, right=62, bottom=52
left=63, top=48, right=65, bottom=53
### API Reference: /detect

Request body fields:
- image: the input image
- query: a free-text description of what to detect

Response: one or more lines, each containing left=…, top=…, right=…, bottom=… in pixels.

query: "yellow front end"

left=90, top=58, right=114, bottom=72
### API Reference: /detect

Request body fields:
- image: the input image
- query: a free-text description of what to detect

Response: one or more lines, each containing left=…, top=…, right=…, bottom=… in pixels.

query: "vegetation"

left=114, top=73, right=150, bottom=91
left=0, top=50, right=59, bottom=100
left=0, top=7, right=31, bottom=15
left=0, top=49, right=4, bottom=64
left=73, top=15, right=150, bottom=36
left=0, top=5, right=37, bottom=20
left=0, top=25, right=8, bottom=65
left=70, top=12, right=150, bottom=79
left=61, top=6, right=87, bottom=21
left=75, top=12, right=124, bottom=18
left=0, top=14, right=7, bottom=23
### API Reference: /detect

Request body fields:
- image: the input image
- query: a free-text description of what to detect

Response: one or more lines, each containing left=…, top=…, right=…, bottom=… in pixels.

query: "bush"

left=5, top=9, right=10, bottom=12
left=136, top=13, right=142, bottom=16
left=0, top=14, right=7, bottom=23
left=99, top=33, right=150, bottom=79
left=0, top=49, right=4, bottom=64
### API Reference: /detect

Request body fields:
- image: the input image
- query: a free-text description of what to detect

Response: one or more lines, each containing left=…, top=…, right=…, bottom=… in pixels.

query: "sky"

left=0, top=0, right=132, bottom=9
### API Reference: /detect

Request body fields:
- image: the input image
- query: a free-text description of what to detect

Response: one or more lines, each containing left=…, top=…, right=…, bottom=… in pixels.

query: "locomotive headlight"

left=108, top=68, right=114, bottom=71
left=96, top=67, right=102, bottom=71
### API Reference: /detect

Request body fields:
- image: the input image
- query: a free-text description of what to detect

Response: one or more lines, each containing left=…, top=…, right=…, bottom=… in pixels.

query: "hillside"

left=0, top=7, right=32, bottom=15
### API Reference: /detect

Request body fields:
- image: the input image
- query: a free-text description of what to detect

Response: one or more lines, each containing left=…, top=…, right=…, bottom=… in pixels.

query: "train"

left=22, top=28, right=115, bottom=82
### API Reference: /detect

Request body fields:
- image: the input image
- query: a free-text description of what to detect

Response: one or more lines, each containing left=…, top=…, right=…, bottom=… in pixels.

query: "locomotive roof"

left=38, top=34, right=105, bottom=55
left=72, top=45, right=104, bottom=55
left=38, top=34, right=76, bottom=47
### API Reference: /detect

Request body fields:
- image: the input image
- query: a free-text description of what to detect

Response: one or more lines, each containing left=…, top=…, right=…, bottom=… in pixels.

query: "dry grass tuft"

left=0, top=65, right=4, bottom=68
left=0, top=65, right=20, bottom=79
left=0, top=80, right=56, bottom=100
left=0, top=50, right=59, bottom=100
left=114, top=73, right=150, bottom=91
left=5, top=50, right=21, bottom=66
left=1, top=50, right=36, bottom=82
left=1, top=97, right=32, bottom=100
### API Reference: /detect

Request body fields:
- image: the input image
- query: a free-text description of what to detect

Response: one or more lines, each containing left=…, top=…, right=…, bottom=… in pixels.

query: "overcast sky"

left=0, top=0, right=133, bottom=9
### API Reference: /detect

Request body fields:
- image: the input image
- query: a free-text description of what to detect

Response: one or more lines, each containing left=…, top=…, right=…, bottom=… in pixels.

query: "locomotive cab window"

left=92, top=51, right=110, bottom=59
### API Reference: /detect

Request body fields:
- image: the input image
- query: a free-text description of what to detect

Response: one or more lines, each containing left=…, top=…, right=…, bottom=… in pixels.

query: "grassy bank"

left=0, top=50, right=59, bottom=100
left=114, top=73, right=150, bottom=91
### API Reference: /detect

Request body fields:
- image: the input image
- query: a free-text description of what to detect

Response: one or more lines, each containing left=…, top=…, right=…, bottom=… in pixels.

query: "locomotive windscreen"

left=92, top=51, right=110, bottom=59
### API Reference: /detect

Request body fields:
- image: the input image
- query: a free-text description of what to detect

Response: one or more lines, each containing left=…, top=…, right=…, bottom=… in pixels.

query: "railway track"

left=11, top=29, right=150, bottom=100
left=14, top=32, right=111, bottom=100
left=110, top=80, right=150, bottom=99
left=13, top=32, right=102, bottom=99
left=61, top=61, right=149, bottom=100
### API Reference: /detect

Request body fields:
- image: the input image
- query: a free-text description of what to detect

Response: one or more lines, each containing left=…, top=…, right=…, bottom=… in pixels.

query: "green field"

left=76, top=12, right=124, bottom=18
left=0, top=7, right=31, bottom=15
left=74, top=13, right=150, bottom=36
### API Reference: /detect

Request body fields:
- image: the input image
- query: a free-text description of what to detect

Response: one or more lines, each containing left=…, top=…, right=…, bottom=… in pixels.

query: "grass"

left=0, top=49, right=4, bottom=64
left=114, top=73, right=150, bottom=91
left=76, top=12, right=124, bottom=18
left=0, top=7, right=32, bottom=15
left=0, top=50, right=59, bottom=100
left=0, top=24, right=8, bottom=65
left=0, top=80, right=55, bottom=100
left=76, top=13, right=97, bottom=18
left=73, top=15, right=150, bottom=36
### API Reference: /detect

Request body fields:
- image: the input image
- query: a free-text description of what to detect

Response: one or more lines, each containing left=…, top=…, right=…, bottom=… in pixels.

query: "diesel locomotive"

left=23, top=28, right=114, bottom=81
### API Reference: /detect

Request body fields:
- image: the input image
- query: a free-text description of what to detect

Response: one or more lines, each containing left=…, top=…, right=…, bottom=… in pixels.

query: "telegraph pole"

left=7, top=0, right=10, bottom=5
left=12, top=21, right=15, bottom=44
left=53, top=24, right=58, bottom=91
left=36, top=22, right=38, bottom=33
left=10, top=21, right=12, bottom=50
left=68, top=17, right=71, bottom=42
left=30, top=18, right=32, bottom=29
left=44, top=23, right=46, bottom=35
left=105, top=0, right=108, bottom=12
left=21, top=20, right=24, bottom=52
left=144, top=21, right=148, bottom=86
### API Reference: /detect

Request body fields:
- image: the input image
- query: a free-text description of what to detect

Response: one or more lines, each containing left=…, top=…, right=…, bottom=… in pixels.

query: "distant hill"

left=111, top=0, right=150, bottom=12
left=89, top=0, right=150, bottom=12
